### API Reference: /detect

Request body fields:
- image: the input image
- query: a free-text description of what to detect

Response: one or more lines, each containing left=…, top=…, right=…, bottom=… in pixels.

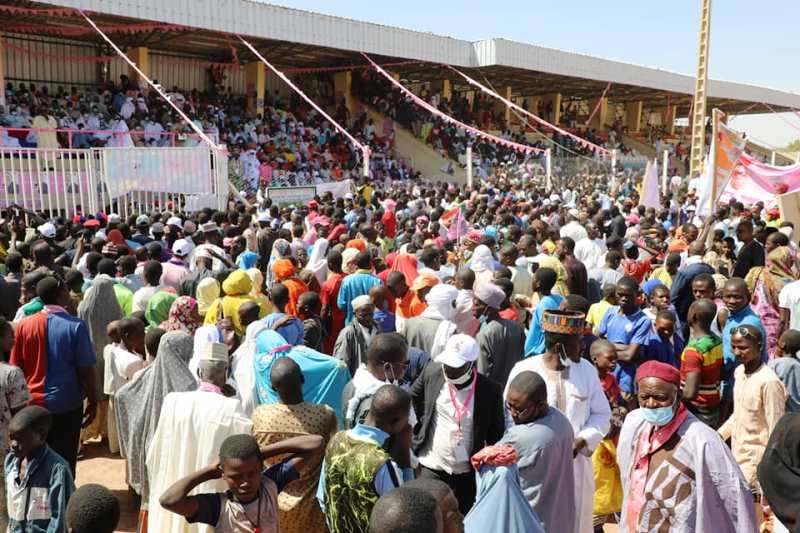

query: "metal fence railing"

left=0, top=146, right=228, bottom=218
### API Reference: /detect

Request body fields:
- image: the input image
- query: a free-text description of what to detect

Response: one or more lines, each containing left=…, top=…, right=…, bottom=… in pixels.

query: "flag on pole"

left=640, top=159, right=660, bottom=209
left=442, top=204, right=468, bottom=241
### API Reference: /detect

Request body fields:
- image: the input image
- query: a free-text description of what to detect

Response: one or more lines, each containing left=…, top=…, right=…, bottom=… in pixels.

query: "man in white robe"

left=147, top=342, right=252, bottom=533
left=574, top=223, right=607, bottom=273
left=505, top=310, right=610, bottom=533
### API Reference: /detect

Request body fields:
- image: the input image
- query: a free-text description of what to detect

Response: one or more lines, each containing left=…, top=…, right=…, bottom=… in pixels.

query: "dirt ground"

left=75, top=442, right=620, bottom=533
left=75, top=442, right=139, bottom=532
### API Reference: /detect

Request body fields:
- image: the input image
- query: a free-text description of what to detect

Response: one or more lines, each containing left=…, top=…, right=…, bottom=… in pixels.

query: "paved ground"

left=75, top=441, right=620, bottom=532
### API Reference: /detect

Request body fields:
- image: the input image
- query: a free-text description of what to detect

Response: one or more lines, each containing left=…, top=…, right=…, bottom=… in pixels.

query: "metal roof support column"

left=333, top=71, right=353, bottom=114
left=128, top=47, right=149, bottom=91
left=625, top=101, right=642, bottom=133
left=245, top=61, right=266, bottom=118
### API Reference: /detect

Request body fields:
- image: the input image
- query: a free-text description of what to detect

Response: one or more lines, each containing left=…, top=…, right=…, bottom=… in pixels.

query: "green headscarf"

left=145, top=290, right=177, bottom=328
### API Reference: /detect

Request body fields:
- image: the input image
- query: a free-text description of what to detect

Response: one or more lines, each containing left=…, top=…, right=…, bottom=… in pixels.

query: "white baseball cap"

left=37, top=222, right=56, bottom=239
left=257, top=212, right=271, bottom=223
left=172, top=238, right=192, bottom=257
left=166, top=216, right=182, bottom=228
left=107, top=213, right=121, bottom=224
left=436, top=334, right=479, bottom=368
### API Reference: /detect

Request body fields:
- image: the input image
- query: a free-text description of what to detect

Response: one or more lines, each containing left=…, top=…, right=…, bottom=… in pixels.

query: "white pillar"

left=545, top=148, right=552, bottom=190
left=362, top=148, right=370, bottom=178
left=611, top=149, right=618, bottom=173
left=466, top=146, right=473, bottom=189
left=662, top=149, right=669, bottom=196
left=771, top=151, right=776, bottom=166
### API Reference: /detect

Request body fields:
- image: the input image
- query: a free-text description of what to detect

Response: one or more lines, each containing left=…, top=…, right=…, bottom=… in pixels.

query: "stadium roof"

left=5, top=0, right=800, bottom=115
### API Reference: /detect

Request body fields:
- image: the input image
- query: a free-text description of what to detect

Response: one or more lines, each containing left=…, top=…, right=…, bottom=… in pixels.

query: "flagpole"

left=710, top=108, right=721, bottom=208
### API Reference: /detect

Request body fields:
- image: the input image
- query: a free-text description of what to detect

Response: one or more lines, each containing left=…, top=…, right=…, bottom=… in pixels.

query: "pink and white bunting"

left=363, top=54, right=543, bottom=155
left=446, top=65, right=609, bottom=155
left=239, top=36, right=370, bottom=163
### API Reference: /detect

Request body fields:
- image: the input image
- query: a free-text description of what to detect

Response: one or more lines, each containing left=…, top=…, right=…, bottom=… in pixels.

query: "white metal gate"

left=0, top=146, right=228, bottom=217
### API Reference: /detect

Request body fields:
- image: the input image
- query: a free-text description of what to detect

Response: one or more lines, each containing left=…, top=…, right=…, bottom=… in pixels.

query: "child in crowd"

left=524, top=267, right=564, bottom=356
left=370, top=285, right=396, bottom=333
left=769, top=329, right=800, bottom=412
left=145, top=327, right=166, bottom=364
left=13, top=271, right=45, bottom=323
left=64, top=268, right=84, bottom=314
left=105, top=318, right=146, bottom=454
left=591, top=407, right=625, bottom=533
left=587, top=283, right=616, bottom=334
left=66, top=483, right=120, bottom=533
left=5, top=406, right=75, bottom=533
left=159, top=433, right=323, bottom=532
left=643, top=282, right=682, bottom=333
left=298, top=292, right=325, bottom=351
left=591, top=339, right=621, bottom=408
left=642, top=310, right=684, bottom=368
left=0, top=318, right=31, bottom=532
left=680, top=299, right=724, bottom=428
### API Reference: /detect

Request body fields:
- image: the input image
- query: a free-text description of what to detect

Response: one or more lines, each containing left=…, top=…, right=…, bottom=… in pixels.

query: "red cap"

left=84, top=219, right=100, bottom=229
left=635, top=360, right=680, bottom=387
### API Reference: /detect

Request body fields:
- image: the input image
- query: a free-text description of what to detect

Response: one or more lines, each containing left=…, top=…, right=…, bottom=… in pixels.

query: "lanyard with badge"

left=447, top=368, right=477, bottom=463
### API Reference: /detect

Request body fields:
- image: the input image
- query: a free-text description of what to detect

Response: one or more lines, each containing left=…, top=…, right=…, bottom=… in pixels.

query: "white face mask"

left=443, top=364, right=474, bottom=386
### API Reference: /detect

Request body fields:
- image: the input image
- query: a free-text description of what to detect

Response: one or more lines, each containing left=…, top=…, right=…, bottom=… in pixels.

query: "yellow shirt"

left=587, top=300, right=612, bottom=334
left=592, top=438, right=623, bottom=516
left=649, top=267, right=673, bottom=288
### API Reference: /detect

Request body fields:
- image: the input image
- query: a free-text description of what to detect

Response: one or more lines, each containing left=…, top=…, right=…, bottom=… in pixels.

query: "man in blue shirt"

left=10, top=277, right=96, bottom=475
left=524, top=268, right=564, bottom=357
left=337, top=251, right=382, bottom=325
left=598, top=276, right=651, bottom=399
left=721, top=278, right=768, bottom=409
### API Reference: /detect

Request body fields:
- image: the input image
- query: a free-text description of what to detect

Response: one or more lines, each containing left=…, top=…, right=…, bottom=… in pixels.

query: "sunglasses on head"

left=732, top=326, right=762, bottom=345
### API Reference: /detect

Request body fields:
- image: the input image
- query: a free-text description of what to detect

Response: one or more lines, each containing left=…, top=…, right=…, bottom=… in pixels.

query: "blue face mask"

left=640, top=404, right=676, bottom=427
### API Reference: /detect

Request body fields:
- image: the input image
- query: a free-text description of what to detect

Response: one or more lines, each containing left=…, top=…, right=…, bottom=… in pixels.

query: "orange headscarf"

left=271, top=259, right=308, bottom=316
left=346, top=239, right=367, bottom=253
left=407, top=273, right=440, bottom=318
left=271, top=259, right=296, bottom=282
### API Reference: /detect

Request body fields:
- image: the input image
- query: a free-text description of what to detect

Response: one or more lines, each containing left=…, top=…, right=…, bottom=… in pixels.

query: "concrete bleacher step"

left=354, top=98, right=468, bottom=185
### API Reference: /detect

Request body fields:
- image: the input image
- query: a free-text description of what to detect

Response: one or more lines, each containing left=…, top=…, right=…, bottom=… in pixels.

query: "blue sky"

left=275, top=0, right=800, bottom=149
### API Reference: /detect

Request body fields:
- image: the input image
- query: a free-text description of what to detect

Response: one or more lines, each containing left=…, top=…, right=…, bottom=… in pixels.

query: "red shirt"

left=600, top=373, right=621, bottom=408
left=381, top=210, right=397, bottom=238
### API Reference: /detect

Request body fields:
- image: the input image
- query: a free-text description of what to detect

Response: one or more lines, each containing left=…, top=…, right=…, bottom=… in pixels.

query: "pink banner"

left=721, top=152, right=800, bottom=205
left=363, top=54, right=543, bottom=155
left=447, top=65, right=609, bottom=154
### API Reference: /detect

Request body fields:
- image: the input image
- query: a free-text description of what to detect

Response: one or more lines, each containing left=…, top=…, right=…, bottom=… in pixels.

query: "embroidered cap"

left=541, top=310, right=586, bottom=335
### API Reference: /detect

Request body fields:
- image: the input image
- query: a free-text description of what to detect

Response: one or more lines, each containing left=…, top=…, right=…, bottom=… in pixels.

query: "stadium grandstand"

left=2, top=0, right=800, bottom=213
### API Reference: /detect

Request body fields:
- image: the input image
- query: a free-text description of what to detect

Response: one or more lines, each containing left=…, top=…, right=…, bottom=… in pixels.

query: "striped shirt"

left=680, top=334, right=723, bottom=408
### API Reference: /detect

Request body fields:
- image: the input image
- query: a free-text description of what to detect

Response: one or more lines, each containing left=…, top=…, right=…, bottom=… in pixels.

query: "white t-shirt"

left=104, top=345, right=145, bottom=395
left=779, top=280, right=800, bottom=331
left=417, top=380, right=475, bottom=475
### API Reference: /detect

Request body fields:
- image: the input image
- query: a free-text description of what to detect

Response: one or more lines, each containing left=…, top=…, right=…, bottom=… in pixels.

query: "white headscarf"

left=470, top=245, right=495, bottom=274
left=307, top=237, right=330, bottom=284
left=420, top=284, right=459, bottom=360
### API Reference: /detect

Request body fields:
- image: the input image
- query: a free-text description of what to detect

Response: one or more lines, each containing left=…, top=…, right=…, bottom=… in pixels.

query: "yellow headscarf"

left=196, top=277, right=220, bottom=318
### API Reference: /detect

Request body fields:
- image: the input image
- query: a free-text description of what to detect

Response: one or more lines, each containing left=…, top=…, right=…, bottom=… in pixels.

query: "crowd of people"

left=0, top=162, right=795, bottom=533
left=0, top=77, right=416, bottom=191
